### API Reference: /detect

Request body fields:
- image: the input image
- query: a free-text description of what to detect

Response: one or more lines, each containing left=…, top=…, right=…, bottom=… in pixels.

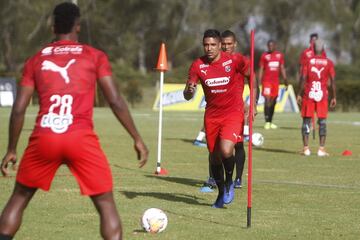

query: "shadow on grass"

left=277, top=126, right=299, bottom=130
left=121, top=191, right=209, bottom=206
left=145, top=175, right=204, bottom=187
left=254, top=147, right=298, bottom=154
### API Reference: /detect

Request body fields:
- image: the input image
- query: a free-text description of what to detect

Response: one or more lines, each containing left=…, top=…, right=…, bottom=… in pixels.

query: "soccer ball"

left=252, top=132, right=264, bottom=147
left=141, top=208, right=168, bottom=233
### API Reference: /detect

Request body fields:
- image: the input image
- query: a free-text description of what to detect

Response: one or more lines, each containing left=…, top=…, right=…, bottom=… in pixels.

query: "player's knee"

left=302, top=118, right=311, bottom=136
left=318, top=118, right=327, bottom=136
left=221, top=147, right=233, bottom=159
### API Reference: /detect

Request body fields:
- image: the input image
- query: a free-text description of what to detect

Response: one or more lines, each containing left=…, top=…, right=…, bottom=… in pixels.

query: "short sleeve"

left=187, top=61, right=199, bottom=84
left=301, top=61, right=308, bottom=77
left=20, top=58, right=35, bottom=87
left=234, top=54, right=249, bottom=75
left=96, top=51, right=112, bottom=79
left=259, top=53, right=265, bottom=68
left=280, top=53, right=285, bottom=65
left=299, top=50, right=305, bottom=65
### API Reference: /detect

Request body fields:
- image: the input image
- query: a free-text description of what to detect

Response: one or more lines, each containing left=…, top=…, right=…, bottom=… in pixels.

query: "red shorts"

left=301, top=97, right=328, bottom=118
left=16, top=129, right=113, bottom=196
left=262, top=82, right=279, bottom=98
left=204, top=112, right=244, bottom=153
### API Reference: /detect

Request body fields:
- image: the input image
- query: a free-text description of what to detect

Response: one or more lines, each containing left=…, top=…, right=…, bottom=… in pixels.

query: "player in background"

left=297, top=39, right=336, bottom=156
left=258, top=39, right=288, bottom=130
left=299, top=33, right=326, bottom=75
left=0, top=3, right=148, bottom=240
left=183, top=29, right=257, bottom=208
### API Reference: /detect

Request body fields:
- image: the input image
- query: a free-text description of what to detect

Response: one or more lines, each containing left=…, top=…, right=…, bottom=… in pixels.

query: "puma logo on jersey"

left=311, top=66, right=324, bottom=79
left=201, top=70, right=207, bottom=75
left=41, top=59, right=76, bottom=84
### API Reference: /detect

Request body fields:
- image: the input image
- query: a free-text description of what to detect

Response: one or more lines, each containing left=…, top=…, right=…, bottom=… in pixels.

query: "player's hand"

left=134, top=139, right=149, bottom=168
left=186, top=83, right=196, bottom=94
left=284, top=81, right=289, bottom=90
left=1, top=151, right=17, bottom=177
left=296, top=95, right=302, bottom=106
left=330, top=98, right=336, bottom=108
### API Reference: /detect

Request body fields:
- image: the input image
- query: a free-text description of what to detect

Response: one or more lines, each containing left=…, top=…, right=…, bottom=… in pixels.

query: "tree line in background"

left=1, top=0, right=359, bottom=110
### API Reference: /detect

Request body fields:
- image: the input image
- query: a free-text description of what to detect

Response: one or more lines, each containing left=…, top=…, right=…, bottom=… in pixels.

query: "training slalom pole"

left=247, top=29, right=255, bottom=228
left=155, top=43, right=169, bottom=176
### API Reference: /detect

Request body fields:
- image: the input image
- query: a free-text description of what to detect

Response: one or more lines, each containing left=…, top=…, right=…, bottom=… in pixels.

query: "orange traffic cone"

left=156, top=43, right=168, bottom=72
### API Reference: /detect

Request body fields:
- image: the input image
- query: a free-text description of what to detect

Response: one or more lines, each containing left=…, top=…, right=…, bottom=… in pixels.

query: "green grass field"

left=0, top=107, right=359, bottom=240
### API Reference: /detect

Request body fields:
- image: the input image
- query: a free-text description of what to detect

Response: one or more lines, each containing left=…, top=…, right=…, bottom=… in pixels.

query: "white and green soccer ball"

left=252, top=132, right=264, bottom=147
left=141, top=208, right=168, bottom=233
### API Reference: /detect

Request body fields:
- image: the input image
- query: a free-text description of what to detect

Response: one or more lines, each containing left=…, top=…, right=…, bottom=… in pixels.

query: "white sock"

left=196, top=131, right=206, bottom=141
left=243, top=125, right=249, bottom=136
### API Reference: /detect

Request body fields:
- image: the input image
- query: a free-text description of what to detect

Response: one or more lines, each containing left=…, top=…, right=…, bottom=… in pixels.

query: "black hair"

left=310, top=33, right=318, bottom=39
left=203, top=29, right=221, bottom=41
left=221, top=30, right=237, bottom=41
left=53, top=2, right=80, bottom=34
left=267, top=39, right=275, bottom=45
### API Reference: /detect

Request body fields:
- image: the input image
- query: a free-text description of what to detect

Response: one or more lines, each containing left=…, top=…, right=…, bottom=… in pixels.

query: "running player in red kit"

left=183, top=29, right=256, bottom=208
left=259, top=39, right=288, bottom=129
left=0, top=3, right=148, bottom=240
left=297, top=39, right=336, bottom=156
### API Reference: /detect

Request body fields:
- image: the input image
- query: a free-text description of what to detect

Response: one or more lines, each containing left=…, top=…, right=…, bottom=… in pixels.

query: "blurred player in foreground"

left=297, top=39, right=336, bottom=156
left=183, top=29, right=256, bottom=208
left=258, top=39, right=288, bottom=129
left=0, top=2, right=148, bottom=240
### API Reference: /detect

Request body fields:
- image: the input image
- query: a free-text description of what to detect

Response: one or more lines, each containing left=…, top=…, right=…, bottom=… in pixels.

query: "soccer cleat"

left=223, top=181, right=235, bottom=204
left=270, top=123, right=278, bottom=129
left=212, top=195, right=225, bottom=208
left=193, top=140, right=207, bottom=147
left=199, top=177, right=217, bottom=192
left=317, top=147, right=329, bottom=157
left=234, top=178, right=242, bottom=189
left=264, top=122, right=271, bottom=130
left=302, top=146, right=311, bottom=156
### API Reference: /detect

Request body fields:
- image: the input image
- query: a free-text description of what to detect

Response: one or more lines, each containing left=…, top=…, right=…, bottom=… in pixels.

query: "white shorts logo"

left=205, top=77, right=230, bottom=87
left=40, top=94, right=73, bottom=133
left=41, top=59, right=76, bottom=84
left=308, top=81, right=323, bottom=102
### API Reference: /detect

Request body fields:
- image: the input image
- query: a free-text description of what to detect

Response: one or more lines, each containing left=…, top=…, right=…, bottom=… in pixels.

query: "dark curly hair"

left=53, top=2, right=80, bottom=34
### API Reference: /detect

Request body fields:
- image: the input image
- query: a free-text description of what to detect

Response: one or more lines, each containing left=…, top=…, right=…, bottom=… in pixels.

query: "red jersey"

left=187, top=52, right=248, bottom=117
left=259, top=50, right=284, bottom=84
left=301, top=56, right=335, bottom=102
left=233, top=53, right=249, bottom=97
left=21, top=40, right=112, bottom=134
left=299, top=46, right=327, bottom=66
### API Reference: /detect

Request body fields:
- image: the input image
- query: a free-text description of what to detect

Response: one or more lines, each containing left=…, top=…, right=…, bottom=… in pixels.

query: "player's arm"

left=280, top=63, right=288, bottom=89
left=244, top=68, right=258, bottom=117
left=297, top=74, right=306, bottom=106
left=329, top=69, right=336, bottom=108
left=98, top=76, right=148, bottom=168
left=1, top=86, right=34, bottom=176
left=183, top=61, right=198, bottom=100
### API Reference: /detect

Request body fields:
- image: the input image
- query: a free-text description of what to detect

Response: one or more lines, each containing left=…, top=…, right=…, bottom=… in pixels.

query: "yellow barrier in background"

left=153, top=84, right=299, bottom=113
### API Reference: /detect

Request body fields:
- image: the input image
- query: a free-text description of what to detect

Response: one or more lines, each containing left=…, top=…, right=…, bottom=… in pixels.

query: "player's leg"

left=0, top=183, right=37, bottom=238
left=316, top=100, right=329, bottom=156
left=264, top=96, right=272, bottom=129
left=317, top=118, right=329, bottom=156
left=199, top=154, right=216, bottom=193
left=209, top=150, right=225, bottom=208
left=234, top=142, right=245, bottom=188
left=269, top=98, right=278, bottom=129
left=301, top=117, right=311, bottom=155
left=90, top=192, right=122, bottom=240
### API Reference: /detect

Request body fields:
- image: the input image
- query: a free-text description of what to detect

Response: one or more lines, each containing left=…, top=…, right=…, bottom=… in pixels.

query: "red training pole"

left=247, top=29, right=255, bottom=228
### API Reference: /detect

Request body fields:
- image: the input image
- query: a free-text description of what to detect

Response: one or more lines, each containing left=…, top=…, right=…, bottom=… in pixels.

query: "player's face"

left=267, top=42, right=275, bottom=52
left=221, top=37, right=237, bottom=54
left=310, top=36, right=318, bottom=44
left=203, top=37, right=221, bottom=61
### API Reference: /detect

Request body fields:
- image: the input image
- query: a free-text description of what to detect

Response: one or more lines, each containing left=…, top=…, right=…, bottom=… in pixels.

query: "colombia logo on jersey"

left=205, top=77, right=230, bottom=87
